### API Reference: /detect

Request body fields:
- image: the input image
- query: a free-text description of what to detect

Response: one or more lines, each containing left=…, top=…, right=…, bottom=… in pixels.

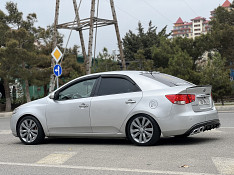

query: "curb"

left=0, top=112, right=12, bottom=118
left=215, top=105, right=234, bottom=112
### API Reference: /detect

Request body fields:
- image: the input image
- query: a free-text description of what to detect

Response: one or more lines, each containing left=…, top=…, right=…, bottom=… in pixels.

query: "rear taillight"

left=165, top=94, right=195, bottom=105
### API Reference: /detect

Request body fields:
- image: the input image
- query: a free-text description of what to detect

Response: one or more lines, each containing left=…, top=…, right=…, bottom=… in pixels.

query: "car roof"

left=75, top=71, right=169, bottom=91
left=84, top=70, right=161, bottom=77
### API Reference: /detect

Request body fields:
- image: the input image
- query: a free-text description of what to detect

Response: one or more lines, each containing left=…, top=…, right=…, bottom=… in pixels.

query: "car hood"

left=19, top=97, right=48, bottom=109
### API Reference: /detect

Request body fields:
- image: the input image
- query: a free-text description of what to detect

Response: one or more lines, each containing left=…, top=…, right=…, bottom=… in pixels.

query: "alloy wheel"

left=130, top=116, right=154, bottom=144
left=19, top=119, right=38, bottom=143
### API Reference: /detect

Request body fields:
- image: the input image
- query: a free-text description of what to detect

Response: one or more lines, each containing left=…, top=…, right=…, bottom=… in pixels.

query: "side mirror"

left=49, top=92, right=55, bottom=99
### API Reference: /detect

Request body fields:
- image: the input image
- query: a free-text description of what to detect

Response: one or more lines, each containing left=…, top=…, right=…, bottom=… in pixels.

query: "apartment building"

left=172, top=0, right=231, bottom=39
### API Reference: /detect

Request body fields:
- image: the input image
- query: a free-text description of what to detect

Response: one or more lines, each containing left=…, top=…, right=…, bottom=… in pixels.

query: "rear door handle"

left=79, top=103, right=89, bottom=108
left=125, top=99, right=136, bottom=104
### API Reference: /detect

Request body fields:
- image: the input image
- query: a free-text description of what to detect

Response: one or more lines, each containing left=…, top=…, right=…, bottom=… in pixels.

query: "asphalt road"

left=0, top=112, right=233, bottom=175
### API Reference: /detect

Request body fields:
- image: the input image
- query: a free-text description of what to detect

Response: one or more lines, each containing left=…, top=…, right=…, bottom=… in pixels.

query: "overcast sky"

left=0, top=0, right=228, bottom=55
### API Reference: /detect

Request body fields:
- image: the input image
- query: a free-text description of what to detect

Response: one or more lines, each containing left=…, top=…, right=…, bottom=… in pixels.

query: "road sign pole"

left=53, top=64, right=62, bottom=89
left=57, top=76, right=59, bottom=89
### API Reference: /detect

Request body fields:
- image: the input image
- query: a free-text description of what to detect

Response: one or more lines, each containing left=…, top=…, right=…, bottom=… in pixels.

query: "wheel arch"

left=16, top=114, right=46, bottom=137
left=124, top=113, right=161, bottom=137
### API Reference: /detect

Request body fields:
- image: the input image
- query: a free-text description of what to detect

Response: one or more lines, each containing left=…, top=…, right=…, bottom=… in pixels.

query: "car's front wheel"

left=127, top=115, right=161, bottom=146
left=17, top=116, right=45, bottom=145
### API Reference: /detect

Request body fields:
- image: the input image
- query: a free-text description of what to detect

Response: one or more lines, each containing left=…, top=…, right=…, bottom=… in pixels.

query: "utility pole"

left=73, top=0, right=87, bottom=72
left=87, top=0, right=96, bottom=74
left=54, top=0, right=126, bottom=75
left=110, top=0, right=126, bottom=70
left=49, top=0, right=60, bottom=93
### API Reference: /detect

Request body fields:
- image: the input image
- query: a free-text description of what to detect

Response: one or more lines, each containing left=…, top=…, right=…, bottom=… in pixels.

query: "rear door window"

left=97, top=77, right=140, bottom=96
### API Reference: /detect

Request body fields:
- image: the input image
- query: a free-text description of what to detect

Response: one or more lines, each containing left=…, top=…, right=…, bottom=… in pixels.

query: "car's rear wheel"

left=127, top=115, right=161, bottom=146
left=17, top=116, right=45, bottom=145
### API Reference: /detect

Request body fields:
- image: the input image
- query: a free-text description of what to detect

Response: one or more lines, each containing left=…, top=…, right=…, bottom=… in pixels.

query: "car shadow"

left=157, top=136, right=221, bottom=146
left=44, top=137, right=132, bottom=145
left=42, top=136, right=221, bottom=146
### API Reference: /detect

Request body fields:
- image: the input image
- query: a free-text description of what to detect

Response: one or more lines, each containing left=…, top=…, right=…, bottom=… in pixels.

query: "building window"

left=194, top=24, right=200, bottom=27
left=194, top=29, right=200, bottom=31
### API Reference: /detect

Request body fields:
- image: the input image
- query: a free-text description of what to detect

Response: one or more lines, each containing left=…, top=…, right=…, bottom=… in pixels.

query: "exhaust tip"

left=199, top=126, right=204, bottom=132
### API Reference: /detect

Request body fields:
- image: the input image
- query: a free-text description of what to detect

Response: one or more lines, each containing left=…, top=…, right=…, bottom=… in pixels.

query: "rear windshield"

left=141, top=73, right=194, bottom=87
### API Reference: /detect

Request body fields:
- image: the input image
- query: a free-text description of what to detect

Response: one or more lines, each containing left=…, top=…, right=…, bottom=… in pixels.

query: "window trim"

left=54, top=75, right=100, bottom=100
left=93, top=74, right=141, bottom=97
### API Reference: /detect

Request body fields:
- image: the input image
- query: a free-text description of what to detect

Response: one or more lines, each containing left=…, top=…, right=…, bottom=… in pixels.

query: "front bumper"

left=10, top=113, right=18, bottom=137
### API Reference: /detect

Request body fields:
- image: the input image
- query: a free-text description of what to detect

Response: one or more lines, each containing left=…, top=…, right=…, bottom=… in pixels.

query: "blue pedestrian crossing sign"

left=53, top=64, right=62, bottom=77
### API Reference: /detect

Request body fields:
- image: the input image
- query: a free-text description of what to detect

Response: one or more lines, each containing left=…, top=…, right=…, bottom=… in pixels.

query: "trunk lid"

left=186, top=86, right=213, bottom=112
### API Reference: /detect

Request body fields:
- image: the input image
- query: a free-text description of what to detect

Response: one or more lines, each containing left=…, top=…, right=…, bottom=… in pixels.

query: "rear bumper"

left=184, top=119, right=220, bottom=136
left=160, top=107, right=219, bottom=137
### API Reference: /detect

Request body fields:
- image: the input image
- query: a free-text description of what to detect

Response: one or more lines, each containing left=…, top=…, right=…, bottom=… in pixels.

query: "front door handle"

left=125, top=99, right=136, bottom=104
left=79, top=103, right=89, bottom=108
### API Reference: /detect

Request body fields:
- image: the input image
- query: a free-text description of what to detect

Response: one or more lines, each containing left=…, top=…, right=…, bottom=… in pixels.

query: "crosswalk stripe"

left=36, top=152, right=77, bottom=165
left=0, top=130, right=11, bottom=135
left=212, top=157, right=234, bottom=174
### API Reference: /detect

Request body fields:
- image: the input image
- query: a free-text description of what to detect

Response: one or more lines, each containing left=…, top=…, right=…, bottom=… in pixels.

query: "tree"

left=3, top=2, right=38, bottom=103
left=0, top=10, right=9, bottom=47
left=200, top=52, right=232, bottom=104
left=0, top=39, right=22, bottom=111
left=60, top=52, right=84, bottom=84
left=35, top=25, right=63, bottom=55
left=30, top=54, right=51, bottom=96
left=0, top=2, right=63, bottom=110
left=210, top=5, right=234, bottom=66
left=93, top=48, right=120, bottom=73
left=122, top=21, right=169, bottom=61
left=0, top=9, right=12, bottom=111
left=151, top=37, right=173, bottom=68
left=164, top=47, right=199, bottom=83
left=128, top=49, right=154, bottom=71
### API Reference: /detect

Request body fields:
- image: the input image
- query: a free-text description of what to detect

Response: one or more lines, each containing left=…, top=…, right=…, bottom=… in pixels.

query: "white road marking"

left=220, top=127, right=234, bottom=129
left=0, top=161, right=217, bottom=175
left=0, top=130, right=12, bottom=135
left=212, top=157, right=234, bottom=174
left=208, top=129, right=223, bottom=133
left=36, top=152, right=77, bottom=165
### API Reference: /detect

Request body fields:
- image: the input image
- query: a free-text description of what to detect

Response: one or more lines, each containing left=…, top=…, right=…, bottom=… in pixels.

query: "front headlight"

left=12, top=107, right=19, bottom=115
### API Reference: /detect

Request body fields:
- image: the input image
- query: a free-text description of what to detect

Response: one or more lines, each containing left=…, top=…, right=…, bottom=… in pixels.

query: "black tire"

left=17, top=116, right=45, bottom=145
left=126, top=115, right=161, bottom=146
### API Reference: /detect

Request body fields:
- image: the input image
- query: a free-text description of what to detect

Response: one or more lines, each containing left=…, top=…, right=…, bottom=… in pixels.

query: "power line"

left=141, top=0, right=173, bottom=23
left=104, top=0, right=141, bottom=22
left=183, top=0, right=199, bottom=17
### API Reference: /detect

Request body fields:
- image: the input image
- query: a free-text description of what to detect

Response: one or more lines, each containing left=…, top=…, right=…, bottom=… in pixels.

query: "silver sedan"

left=10, top=71, right=220, bottom=146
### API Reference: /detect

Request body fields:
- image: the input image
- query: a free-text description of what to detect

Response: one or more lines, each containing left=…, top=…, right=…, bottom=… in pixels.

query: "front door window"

left=58, top=79, right=96, bottom=100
